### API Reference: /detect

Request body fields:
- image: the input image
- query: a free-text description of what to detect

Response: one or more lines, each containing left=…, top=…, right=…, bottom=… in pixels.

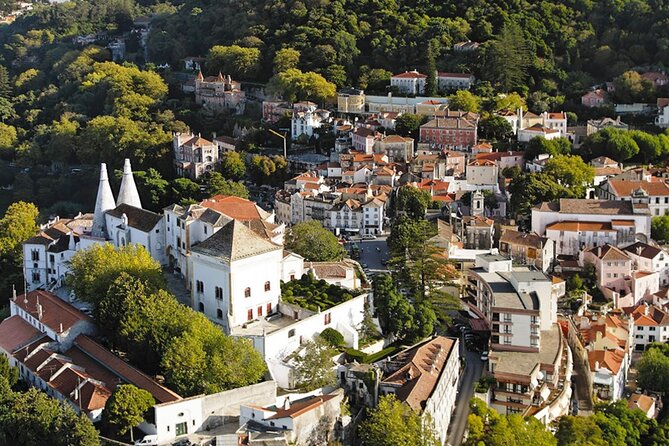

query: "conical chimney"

left=92, top=163, right=116, bottom=238
left=117, top=159, right=142, bottom=209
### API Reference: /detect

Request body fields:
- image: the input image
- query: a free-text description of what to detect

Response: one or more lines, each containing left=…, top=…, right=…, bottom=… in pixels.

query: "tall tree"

left=359, top=395, right=439, bottom=446
left=103, top=385, right=155, bottom=442
left=200, top=171, right=249, bottom=199
left=66, top=243, right=165, bottom=305
left=542, top=155, right=594, bottom=198
left=285, top=220, right=345, bottom=261
left=206, top=45, right=261, bottom=79
left=484, top=22, right=530, bottom=92
left=273, top=48, right=301, bottom=74
left=219, top=151, right=246, bottom=181
left=292, top=338, right=337, bottom=391
left=448, top=90, right=481, bottom=112
left=424, top=40, right=438, bottom=96
left=0, top=201, right=39, bottom=258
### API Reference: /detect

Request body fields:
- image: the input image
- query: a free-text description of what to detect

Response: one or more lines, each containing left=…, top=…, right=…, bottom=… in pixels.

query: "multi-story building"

left=328, top=197, right=386, bottom=235
left=194, top=71, right=245, bottom=113
left=581, top=244, right=632, bottom=291
left=290, top=102, right=330, bottom=141
left=545, top=221, right=631, bottom=256
left=419, top=112, right=479, bottom=150
left=352, top=127, right=382, bottom=153
left=374, top=134, right=414, bottom=162
left=390, top=70, right=427, bottom=94
left=598, top=179, right=669, bottom=217
left=628, top=304, right=669, bottom=351
left=173, top=132, right=218, bottom=179
left=499, top=229, right=554, bottom=272
left=337, top=88, right=365, bottom=113
left=437, top=72, right=474, bottom=91
left=517, top=124, right=561, bottom=143
left=581, top=89, right=607, bottom=108
left=378, top=337, right=460, bottom=445
left=464, top=254, right=572, bottom=423
left=541, top=112, right=568, bottom=137
left=23, top=160, right=166, bottom=291
left=189, top=219, right=284, bottom=333
left=623, top=242, right=669, bottom=286
left=466, top=159, right=498, bottom=185
left=586, top=117, right=628, bottom=136
left=532, top=198, right=651, bottom=242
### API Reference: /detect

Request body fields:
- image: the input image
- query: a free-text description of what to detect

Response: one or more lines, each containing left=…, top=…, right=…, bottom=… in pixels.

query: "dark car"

left=172, top=439, right=192, bottom=446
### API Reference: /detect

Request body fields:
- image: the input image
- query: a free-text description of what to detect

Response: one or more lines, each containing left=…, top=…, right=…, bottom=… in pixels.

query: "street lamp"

left=268, top=128, right=287, bottom=158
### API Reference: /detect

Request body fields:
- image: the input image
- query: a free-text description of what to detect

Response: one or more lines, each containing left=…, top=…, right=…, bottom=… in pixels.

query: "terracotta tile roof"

left=583, top=89, right=606, bottom=99
left=184, top=136, right=214, bottom=147
left=623, top=242, right=663, bottom=260
left=500, top=230, right=549, bottom=249
left=265, top=393, right=339, bottom=420
left=353, top=127, right=379, bottom=138
left=0, top=315, right=43, bottom=353
left=547, top=112, right=566, bottom=119
left=393, top=71, right=427, bottom=79
left=641, top=71, right=668, bottom=82
left=521, top=124, right=559, bottom=134
left=200, top=195, right=271, bottom=222
left=475, top=151, right=524, bottom=162
left=594, top=166, right=623, bottom=177
left=628, top=393, right=655, bottom=414
left=546, top=221, right=615, bottom=232
left=307, top=262, right=351, bottom=279
left=422, top=116, right=477, bottom=130
left=106, top=204, right=162, bottom=232
left=611, top=220, right=635, bottom=226
left=591, top=156, right=618, bottom=165
left=468, top=159, right=496, bottom=166
left=437, top=72, right=473, bottom=78
left=382, top=135, right=412, bottom=143
left=191, top=219, right=281, bottom=262
left=536, top=199, right=637, bottom=215
left=74, top=335, right=181, bottom=403
left=584, top=244, right=630, bottom=261
left=472, top=142, right=493, bottom=151
left=607, top=180, right=669, bottom=197
left=381, top=337, right=456, bottom=412
left=588, top=349, right=625, bottom=375
left=418, top=179, right=450, bottom=192
left=658, top=98, right=669, bottom=109
left=13, top=291, right=93, bottom=334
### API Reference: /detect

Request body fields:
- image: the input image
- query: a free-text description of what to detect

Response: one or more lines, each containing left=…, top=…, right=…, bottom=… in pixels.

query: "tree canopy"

left=285, top=220, right=345, bottom=261
left=359, top=395, right=439, bottom=446
left=103, top=385, right=155, bottom=439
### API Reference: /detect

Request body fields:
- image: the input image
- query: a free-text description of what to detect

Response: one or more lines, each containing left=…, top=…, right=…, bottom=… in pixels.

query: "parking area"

left=346, top=235, right=390, bottom=280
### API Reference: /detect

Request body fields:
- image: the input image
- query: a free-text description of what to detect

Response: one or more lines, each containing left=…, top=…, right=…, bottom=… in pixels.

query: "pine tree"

left=424, top=40, right=438, bottom=96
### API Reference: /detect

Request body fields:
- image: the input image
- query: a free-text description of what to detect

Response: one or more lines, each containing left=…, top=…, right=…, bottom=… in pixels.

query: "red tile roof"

left=607, top=180, right=669, bottom=197
left=74, top=335, right=181, bottom=403
left=382, top=337, right=456, bottom=412
left=200, top=195, right=270, bottom=222
left=13, top=291, right=93, bottom=334
left=393, top=71, right=427, bottom=79
left=0, top=315, right=42, bottom=353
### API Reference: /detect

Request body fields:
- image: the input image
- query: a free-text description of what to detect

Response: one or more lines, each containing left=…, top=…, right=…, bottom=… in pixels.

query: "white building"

left=628, top=304, right=669, bottom=351
left=390, top=70, right=427, bottom=95
left=23, top=160, right=167, bottom=291
left=623, top=242, right=669, bottom=287
left=464, top=254, right=572, bottom=423
left=531, top=199, right=651, bottom=241
left=598, top=179, right=669, bottom=217
left=437, top=72, right=474, bottom=91
left=378, top=337, right=460, bottom=445
left=517, top=124, right=562, bottom=143
left=329, top=197, right=386, bottom=235
left=173, top=132, right=219, bottom=179
left=291, top=104, right=330, bottom=141
left=189, top=219, right=284, bottom=333
left=541, top=111, right=568, bottom=137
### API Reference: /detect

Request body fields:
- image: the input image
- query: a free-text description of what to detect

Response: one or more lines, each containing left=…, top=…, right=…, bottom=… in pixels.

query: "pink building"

left=581, top=244, right=631, bottom=291
left=581, top=89, right=607, bottom=108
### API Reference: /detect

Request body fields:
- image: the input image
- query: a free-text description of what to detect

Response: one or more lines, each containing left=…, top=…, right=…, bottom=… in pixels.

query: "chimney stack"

left=117, top=159, right=142, bottom=209
left=92, top=163, right=116, bottom=238
left=283, top=397, right=291, bottom=410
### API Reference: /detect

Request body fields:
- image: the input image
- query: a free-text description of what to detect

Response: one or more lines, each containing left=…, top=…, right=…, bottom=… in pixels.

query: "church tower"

left=117, top=158, right=142, bottom=209
left=471, top=190, right=484, bottom=217
left=92, top=163, right=115, bottom=238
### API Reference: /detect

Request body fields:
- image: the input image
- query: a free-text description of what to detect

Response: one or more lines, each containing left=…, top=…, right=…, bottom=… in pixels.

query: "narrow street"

left=448, top=341, right=484, bottom=446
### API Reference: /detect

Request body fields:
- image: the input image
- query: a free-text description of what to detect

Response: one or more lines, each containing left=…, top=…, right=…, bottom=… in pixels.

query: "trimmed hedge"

left=344, top=345, right=403, bottom=364
left=320, top=328, right=345, bottom=347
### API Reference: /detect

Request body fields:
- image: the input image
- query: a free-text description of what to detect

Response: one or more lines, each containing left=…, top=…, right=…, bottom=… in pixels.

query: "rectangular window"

left=215, top=286, right=223, bottom=300
left=196, top=280, right=204, bottom=293
left=324, top=313, right=331, bottom=325
left=175, top=422, right=187, bottom=436
left=257, top=306, right=263, bottom=317
left=267, top=303, right=272, bottom=314
left=247, top=309, right=253, bottom=321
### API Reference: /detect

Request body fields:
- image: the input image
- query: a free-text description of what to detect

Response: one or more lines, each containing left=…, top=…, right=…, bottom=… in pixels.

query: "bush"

left=320, top=328, right=345, bottom=347
left=345, top=348, right=366, bottom=362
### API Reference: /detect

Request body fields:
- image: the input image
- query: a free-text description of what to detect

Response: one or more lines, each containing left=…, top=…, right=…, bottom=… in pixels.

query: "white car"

left=481, top=351, right=489, bottom=362
left=134, top=435, right=158, bottom=446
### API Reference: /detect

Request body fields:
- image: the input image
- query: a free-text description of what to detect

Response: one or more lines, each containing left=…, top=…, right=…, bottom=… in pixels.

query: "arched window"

left=244, top=287, right=251, bottom=298
left=198, top=302, right=204, bottom=312
left=216, top=309, right=223, bottom=319
left=264, top=281, right=271, bottom=292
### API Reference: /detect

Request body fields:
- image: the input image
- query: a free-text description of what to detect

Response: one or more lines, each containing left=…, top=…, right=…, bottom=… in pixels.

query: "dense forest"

left=0, top=0, right=668, bottom=217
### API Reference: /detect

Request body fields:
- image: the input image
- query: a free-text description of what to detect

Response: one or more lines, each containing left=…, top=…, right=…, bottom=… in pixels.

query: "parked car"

left=134, top=435, right=158, bottom=446
left=172, top=439, right=193, bottom=446
left=481, top=351, right=489, bottom=362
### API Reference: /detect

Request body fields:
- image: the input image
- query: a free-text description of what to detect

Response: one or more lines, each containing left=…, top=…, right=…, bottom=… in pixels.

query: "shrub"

left=320, top=328, right=345, bottom=347
left=345, top=348, right=366, bottom=362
